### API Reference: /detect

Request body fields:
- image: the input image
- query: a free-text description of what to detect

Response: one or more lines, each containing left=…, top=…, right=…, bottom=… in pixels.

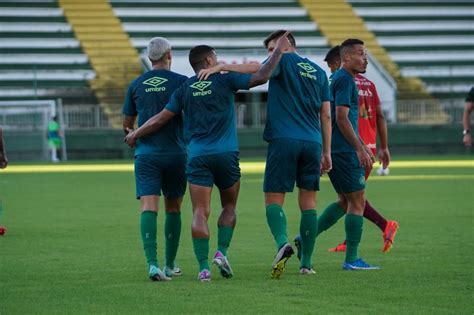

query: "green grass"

left=0, top=156, right=473, bottom=314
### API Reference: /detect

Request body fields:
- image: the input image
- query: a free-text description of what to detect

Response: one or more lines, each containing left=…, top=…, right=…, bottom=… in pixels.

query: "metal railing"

left=58, top=98, right=469, bottom=130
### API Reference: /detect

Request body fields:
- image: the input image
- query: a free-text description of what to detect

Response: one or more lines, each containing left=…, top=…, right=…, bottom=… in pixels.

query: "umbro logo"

left=143, top=76, right=168, bottom=87
left=190, top=81, right=212, bottom=92
left=297, top=63, right=317, bottom=80
left=297, top=63, right=317, bottom=73
left=143, top=76, right=168, bottom=92
left=190, top=81, right=212, bottom=96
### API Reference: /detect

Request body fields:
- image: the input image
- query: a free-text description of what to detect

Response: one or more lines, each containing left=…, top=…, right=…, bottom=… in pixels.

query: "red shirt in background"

left=355, top=74, right=381, bottom=155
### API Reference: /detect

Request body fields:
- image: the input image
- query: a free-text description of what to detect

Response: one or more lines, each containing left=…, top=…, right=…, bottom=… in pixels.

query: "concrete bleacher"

left=111, top=0, right=329, bottom=52
left=0, top=0, right=97, bottom=105
left=349, top=0, right=474, bottom=100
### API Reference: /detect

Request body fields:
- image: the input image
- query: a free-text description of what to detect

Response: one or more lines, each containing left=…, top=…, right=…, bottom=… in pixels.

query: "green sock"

left=217, top=226, right=234, bottom=256
left=140, top=211, right=158, bottom=267
left=300, top=209, right=318, bottom=268
left=266, top=204, right=288, bottom=250
left=317, top=202, right=346, bottom=236
left=165, top=211, right=181, bottom=269
left=345, top=214, right=363, bottom=263
left=192, top=237, right=210, bottom=271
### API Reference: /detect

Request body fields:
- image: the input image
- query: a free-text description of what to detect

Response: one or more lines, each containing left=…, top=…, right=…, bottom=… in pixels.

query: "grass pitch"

left=0, top=156, right=473, bottom=314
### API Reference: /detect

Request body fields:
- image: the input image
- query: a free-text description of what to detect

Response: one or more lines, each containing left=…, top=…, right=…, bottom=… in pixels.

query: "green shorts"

left=328, top=152, right=365, bottom=194
left=264, top=138, right=322, bottom=193
left=134, top=154, right=187, bottom=199
left=186, top=152, right=240, bottom=190
left=48, top=138, right=61, bottom=149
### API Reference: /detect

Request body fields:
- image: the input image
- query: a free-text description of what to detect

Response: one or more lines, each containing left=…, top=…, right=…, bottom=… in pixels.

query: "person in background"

left=47, top=116, right=62, bottom=162
left=462, top=87, right=473, bottom=147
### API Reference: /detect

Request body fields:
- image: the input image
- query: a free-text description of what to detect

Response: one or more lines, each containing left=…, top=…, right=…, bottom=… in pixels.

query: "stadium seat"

left=0, top=0, right=97, bottom=105
left=349, top=0, right=474, bottom=100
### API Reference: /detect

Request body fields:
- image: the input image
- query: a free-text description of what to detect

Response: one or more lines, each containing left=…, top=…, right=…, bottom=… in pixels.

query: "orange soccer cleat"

left=328, top=242, right=346, bottom=252
left=382, top=220, right=399, bottom=253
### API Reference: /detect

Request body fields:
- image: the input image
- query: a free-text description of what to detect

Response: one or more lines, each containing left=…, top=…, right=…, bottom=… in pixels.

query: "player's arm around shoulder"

left=198, top=63, right=261, bottom=81
left=248, top=32, right=291, bottom=88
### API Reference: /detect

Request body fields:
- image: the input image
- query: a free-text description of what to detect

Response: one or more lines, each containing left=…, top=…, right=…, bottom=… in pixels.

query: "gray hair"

left=147, top=37, right=171, bottom=62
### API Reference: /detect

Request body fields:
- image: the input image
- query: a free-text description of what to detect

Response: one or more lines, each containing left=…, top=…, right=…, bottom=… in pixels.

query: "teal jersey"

left=122, top=69, right=187, bottom=156
left=330, top=68, right=359, bottom=153
left=165, top=72, right=251, bottom=159
left=264, top=52, right=330, bottom=144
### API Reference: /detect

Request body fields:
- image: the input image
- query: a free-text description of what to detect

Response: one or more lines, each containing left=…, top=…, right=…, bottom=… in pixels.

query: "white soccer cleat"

left=376, top=166, right=390, bottom=176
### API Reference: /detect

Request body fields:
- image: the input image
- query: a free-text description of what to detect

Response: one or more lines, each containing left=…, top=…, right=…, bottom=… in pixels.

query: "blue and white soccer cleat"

left=164, top=266, right=182, bottom=277
left=342, top=258, right=380, bottom=271
left=213, top=251, right=233, bottom=278
left=149, top=265, right=172, bottom=281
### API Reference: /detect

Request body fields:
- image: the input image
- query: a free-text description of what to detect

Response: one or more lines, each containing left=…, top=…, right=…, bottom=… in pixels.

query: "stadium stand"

left=349, top=0, right=474, bottom=101
left=58, top=0, right=141, bottom=114
left=0, top=0, right=97, bottom=105
left=110, top=0, right=329, bottom=52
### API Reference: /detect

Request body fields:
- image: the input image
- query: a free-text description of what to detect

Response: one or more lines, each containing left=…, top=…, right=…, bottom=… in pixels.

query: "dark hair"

left=263, top=30, right=296, bottom=48
left=340, top=38, right=364, bottom=58
left=324, top=45, right=340, bottom=63
left=189, top=45, right=215, bottom=72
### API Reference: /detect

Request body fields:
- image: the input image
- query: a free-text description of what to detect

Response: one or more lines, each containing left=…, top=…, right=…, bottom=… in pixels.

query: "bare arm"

left=0, top=127, right=8, bottom=169
left=336, top=106, right=373, bottom=169
left=375, top=103, right=390, bottom=168
left=320, top=101, right=332, bottom=174
left=463, top=102, right=473, bottom=147
left=124, top=109, right=176, bottom=147
left=463, top=102, right=473, bottom=131
left=248, top=32, right=290, bottom=88
left=198, top=63, right=261, bottom=80
left=123, top=115, right=136, bottom=135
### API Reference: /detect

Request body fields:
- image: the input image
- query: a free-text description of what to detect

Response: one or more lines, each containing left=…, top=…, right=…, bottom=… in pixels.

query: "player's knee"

left=336, top=195, right=348, bottom=210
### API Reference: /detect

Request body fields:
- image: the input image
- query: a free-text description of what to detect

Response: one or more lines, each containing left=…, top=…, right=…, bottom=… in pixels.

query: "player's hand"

left=124, top=128, right=137, bottom=148
left=274, top=31, right=292, bottom=52
left=198, top=64, right=223, bottom=81
left=0, top=154, right=7, bottom=169
left=378, top=147, right=391, bottom=169
left=320, top=152, right=332, bottom=175
left=463, top=134, right=472, bottom=147
left=357, top=148, right=374, bottom=170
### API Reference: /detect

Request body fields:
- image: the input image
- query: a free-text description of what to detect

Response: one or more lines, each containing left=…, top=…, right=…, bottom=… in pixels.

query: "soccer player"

left=0, top=127, right=7, bottom=169
left=321, top=45, right=399, bottom=253
left=122, top=37, right=188, bottom=281
left=125, top=33, right=291, bottom=281
left=317, top=39, right=379, bottom=270
left=462, top=87, right=473, bottom=147
left=198, top=30, right=332, bottom=278
left=47, top=116, right=61, bottom=162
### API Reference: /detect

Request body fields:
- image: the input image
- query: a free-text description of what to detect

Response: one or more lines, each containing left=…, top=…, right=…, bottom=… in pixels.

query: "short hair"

left=340, top=38, right=364, bottom=58
left=147, top=37, right=171, bottom=62
left=263, top=30, right=296, bottom=48
left=189, top=45, right=215, bottom=72
left=324, top=45, right=340, bottom=63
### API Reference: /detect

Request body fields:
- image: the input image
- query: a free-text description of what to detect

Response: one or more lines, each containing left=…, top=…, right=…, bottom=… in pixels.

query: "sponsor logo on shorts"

left=143, top=76, right=168, bottom=92
left=297, top=62, right=317, bottom=80
left=190, top=81, right=212, bottom=96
